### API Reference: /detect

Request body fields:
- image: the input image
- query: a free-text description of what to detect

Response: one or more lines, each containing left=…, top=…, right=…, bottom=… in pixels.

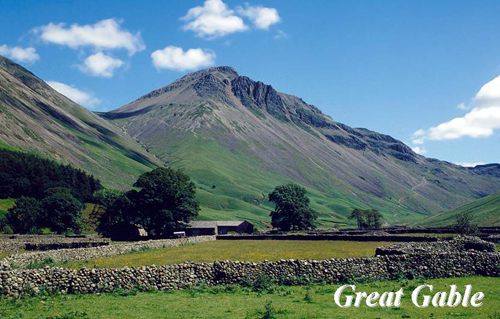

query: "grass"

left=114, top=128, right=428, bottom=228
left=59, top=240, right=395, bottom=269
left=0, top=277, right=498, bottom=318
left=419, top=192, right=500, bottom=227
left=0, top=198, right=15, bottom=211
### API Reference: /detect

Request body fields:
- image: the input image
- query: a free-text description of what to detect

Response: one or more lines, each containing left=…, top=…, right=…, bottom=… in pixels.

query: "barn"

left=186, top=221, right=254, bottom=236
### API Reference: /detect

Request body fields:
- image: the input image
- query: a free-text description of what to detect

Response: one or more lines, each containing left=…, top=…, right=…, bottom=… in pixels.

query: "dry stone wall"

left=0, top=236, right=216, bottom=269
left=0, top=237, right=498, bottom=297
left=0, top=251, right=498, bottom=297
left=0, top=235, right=109, bottom=252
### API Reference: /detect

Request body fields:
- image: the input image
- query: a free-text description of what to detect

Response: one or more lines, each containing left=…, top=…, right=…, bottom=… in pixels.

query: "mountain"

left=418, top=189, right=500, bottom=227
left=103, top=66, right=500, bottom=227
left=0, top=55, right=160, bottom=188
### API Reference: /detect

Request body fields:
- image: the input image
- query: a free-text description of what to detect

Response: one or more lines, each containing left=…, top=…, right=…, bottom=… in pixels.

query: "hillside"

left=104, top=66, right=500, bottom=227
left=418, top=191, right=500, bottom=227
left=0, top=55, right=161, bottom=188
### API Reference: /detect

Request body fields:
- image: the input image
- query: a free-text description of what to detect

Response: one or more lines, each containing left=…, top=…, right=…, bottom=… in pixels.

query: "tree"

left=349, top=208, right=368, bottom=229
left=268, top=183, right=317, bottom=231
left=349, top=208, right=383, bottom=229
left=90, top=189, right=124, bottom=228
left=97, top=192, right=136, bottom=237
left=367, top=209, right=383, bottom=229
left=6, top=197, right=42, bottom=234
left=456, top=212, right=478, bottom=236
left=97, top=167, right=200, bottom=237
left=40, top=192, right=84, bottom=234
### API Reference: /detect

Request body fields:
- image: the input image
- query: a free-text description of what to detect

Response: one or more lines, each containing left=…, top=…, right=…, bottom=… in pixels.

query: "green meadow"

left=57, top=240, right=397, bottom=269
left=0, top=277, right=497, bottom=318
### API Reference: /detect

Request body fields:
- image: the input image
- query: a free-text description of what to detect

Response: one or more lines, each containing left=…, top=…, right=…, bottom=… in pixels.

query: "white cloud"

left=35, top=18, right=145, bottom=55
left=428, top=106, right=500, bottom=140
left=0, top=45, right=39, bottom=63
left=181, top=0, right=247, bottom=39
left=412, top=138, right=424, bottom=145
left=457, top=162, right=486, bottom=167
left=47, top=81, right=100, bottom=109
left=79, top=52, right=124, bottom=78
left=412, top=75, right=500, bottom=143
left=237, top=4, right=280, bottom=29
left=151, top=46, right=215, bottom=72
left=456, top=102, right=470, bottom=110
left=411, top=146, right=427, bottom=155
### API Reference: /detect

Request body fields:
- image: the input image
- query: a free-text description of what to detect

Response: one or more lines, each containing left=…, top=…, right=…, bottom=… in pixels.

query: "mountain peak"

left=179, top=66, right=239, bottom=82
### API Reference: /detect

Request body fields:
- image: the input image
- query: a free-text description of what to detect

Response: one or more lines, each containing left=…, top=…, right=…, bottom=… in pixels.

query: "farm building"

left=186, top=221, right=254, bottom=236
left=108, top=222, right=148, bottom=241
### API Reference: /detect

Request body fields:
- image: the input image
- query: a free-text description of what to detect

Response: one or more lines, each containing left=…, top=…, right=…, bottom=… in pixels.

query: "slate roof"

left=188, top=221, right=246, bottom=228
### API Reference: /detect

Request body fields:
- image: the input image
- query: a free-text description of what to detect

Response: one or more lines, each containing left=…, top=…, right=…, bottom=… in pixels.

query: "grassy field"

left=419, top=192, right=500, bottom=227
left=60, top=240, right=395, bottom=269
left=0, top=276, right=498, bottom=318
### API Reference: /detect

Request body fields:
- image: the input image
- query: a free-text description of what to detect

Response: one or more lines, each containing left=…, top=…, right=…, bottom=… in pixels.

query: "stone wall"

left=0, top=237, right=498, bottom=297
left=0, top=234, right=109, bottom=253
left=0, top=251, right=498, bottom=297
left=375, top=236, right=496, bottom=256
left=0, top=236, right=216, bottom=269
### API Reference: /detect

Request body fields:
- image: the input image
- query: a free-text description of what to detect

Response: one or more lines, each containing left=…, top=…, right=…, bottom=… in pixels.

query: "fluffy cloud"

left=0, top=45, right=39, bottom=63
left=412, top=75, right=500, bottom=143
left=151, top=46, right=215, bottom=71
left=79, top=52, right=124, bottom=78
left=427, top=106, right=500, bottom=140
left=35, top=18, right=145, bottom=55
left=181, top=0, right=247, bottom=39
left=457, top=162, right=486, bottom=167
left=47, top=81, right=100, bottom=109
left=411, top=146, right=427, bottom=155
left=237, top=4, right=280, bottom=29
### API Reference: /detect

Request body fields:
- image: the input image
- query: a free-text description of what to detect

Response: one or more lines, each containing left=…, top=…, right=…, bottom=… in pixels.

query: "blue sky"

left=1, top=0, right=499, bottom=166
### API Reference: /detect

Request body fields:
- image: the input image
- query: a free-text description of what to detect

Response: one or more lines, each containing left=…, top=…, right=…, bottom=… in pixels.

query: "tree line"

left=0, top=149, right=386, bottom=235
left=0, top=149, right=102, bottom=234
left=0, top=149, right=101, bottom=202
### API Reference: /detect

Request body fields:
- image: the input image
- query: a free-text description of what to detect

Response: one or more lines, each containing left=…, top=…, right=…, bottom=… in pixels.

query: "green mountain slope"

left=0, top=55, right=161, bottom=188
left=418, top=191, right=500, bottom=227
left=104, top=67, right=500, bottom=227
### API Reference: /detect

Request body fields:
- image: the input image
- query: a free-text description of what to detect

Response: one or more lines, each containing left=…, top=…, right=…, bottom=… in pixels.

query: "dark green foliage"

left=6, top=197, right=42, bottom=234
left=97, top=193, right=136, bottom=237
left=268, top=184, right=317, bottom=231
left=349, top=208, right=383, bottom=229
left=0, top=211, right=13, bottom=234
left=90, top=189, right=124, bottom=228
left=98, top=167, right=200, bottom=237
left=456, top=212, right=478, bottom=236
left=40, top=192, right=84, bottom=234
left=0, top=149, right=102, bottom=202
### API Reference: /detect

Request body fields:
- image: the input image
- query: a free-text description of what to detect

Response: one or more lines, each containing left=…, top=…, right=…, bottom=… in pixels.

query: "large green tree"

left=98, top=167, right=200, bottom=237
left=40, top=192, right=84, bottom=234
left=268, top=183, right=317, bottom=231
left=6, top=197, right=42, bottom=234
